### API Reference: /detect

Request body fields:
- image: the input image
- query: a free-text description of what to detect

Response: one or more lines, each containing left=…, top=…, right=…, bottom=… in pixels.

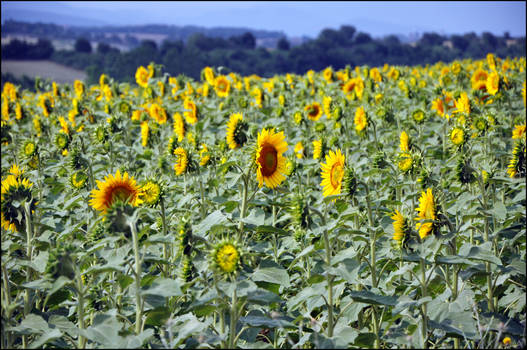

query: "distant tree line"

left=2, top=24, right=525, bottom=86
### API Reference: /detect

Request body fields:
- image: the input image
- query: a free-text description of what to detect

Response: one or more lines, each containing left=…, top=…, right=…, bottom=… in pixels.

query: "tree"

left=74, top=38, right=92, bottom=53
left=339, top=25, right=356, bottom=46
left=451, top=35, right=469, bottom=52
left=277, top=37, right=290, bottom=51
left=229, top=32, right=256, bottom=50
left=354, top=32, right=372, bottom=45
left=419, top=32, right=444, bottom=46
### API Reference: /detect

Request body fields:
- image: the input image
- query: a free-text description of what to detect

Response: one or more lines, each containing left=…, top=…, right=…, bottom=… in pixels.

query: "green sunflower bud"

left=342, top=167, right=358, bottom=199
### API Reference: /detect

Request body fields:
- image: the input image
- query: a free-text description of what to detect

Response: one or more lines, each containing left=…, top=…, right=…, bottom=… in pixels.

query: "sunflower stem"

left=76, top=270, right=86, bottom=349
left=237, top=172, right=249, bottom=242
left=478, top=174, right=495, bottom=312
left=2, top=264, right=13, bottom=348
left=160, top=196, right=169, bottom=278
left=229, top=278, right=238, bottom=348
left=130, top=220, right=143, bottom=335
left=420, top=257, right=428, bottom=349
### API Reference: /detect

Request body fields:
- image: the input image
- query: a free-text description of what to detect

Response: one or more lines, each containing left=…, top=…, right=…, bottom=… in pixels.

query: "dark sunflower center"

left=309, top=106, right=319, bottom=117
left=259, top=144, right=278, bottom=176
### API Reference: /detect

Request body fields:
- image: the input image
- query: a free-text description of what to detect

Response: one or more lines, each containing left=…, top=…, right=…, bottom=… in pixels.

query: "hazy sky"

left=2, top=1, right=526, bottom=38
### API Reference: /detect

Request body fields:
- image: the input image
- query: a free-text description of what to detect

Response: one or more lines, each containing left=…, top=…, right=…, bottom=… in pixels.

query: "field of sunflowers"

left=1, top=54, right=526, bottom=349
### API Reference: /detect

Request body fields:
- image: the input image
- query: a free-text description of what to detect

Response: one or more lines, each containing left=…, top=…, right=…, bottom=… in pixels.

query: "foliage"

left=1, top=55, right=526, bottom=349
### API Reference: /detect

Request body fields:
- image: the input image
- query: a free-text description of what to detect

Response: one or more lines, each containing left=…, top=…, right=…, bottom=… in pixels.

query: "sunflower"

left=199, top=143, right=210, bottom=166
left=313, top=139, right=323, bottom=159
left=398, top=152, right=413, bottom=173
left=203, top=66, right=215, bottom=85
left=214, top=75, right=231, bottom=98
left=415, top=188, right=436, bottom=239
left=304, top=102, right=322, bottom=121
left=412, top=109, right=426, bottom=123
left=211, top=240, right=241, bottom=275
left=323, top=67, right=333, bottom=83
left=323, top=96, right=332, bottom=118
left=135, top=66, right=151, bottom=88
left=512, top=124, right=526, bottom=139
left=1, top=174, right=33, bottom=232
left=400, top=131, right=410, bottom=152
left=507, top=141, right=526, bottom=178
left=9, top=164, right=23, bottom=178
left=320, top=149, right=345, bottom=197
left=294, top=141, right=304, bottom=159
left=255, top=128, right=288, bottom=188
left=89, top=170, right=142, bottom=213
left=354, top=106, right=367, bottom=132
left=251, top=87, right=263, bottom=108
left=369, top=67, right=382, bottom=83
left=149, top=103, right=167, bottom=124
left=74, top=80, right=85, bottom=98
left=453, top=92, right=470, bottom=115
left=471, top=69, right=488, bottom=91
left=173, top=147, right=188, bottom=176
left=486, top=70, right=499, bottom=96
left=450, top=127, right=465, bottom=147
left=141, top=121, right=149, bottom=147
left=22, top=140, right=37, bottom=158
left=294, top=111, right=302, bottom=125
left=173, top=112, right=185, bottom=142
left=226, top=113, right=248, bottom=149
left=391, top=210, right=409, bottom=245
left=70, top=171, right=88, bottom=189
left=183, top=98, right=198, bottom=125
left=139, top=180, right=162, bottom=206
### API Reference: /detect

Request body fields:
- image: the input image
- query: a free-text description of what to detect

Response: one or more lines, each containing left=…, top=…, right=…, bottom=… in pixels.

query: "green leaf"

left=459, top=241, right=502, bottom=266
left=239, top=316, right=295, bottom=329
left=193, top=209, right=228, bottom=238
left=144, top=307, right=171, bottom=327
left=492, top=201, right=507, bottom=221
left=141, top=277, right=182, bottom=298
left=348, top=290, right=398, bottom=306
left=30, top=328, right=62, bottom=349
left=252, top=262, right=290, bottom=288
left=255, top=225, right=289, bottom=235
left=246, top=288, right=282, bottom=305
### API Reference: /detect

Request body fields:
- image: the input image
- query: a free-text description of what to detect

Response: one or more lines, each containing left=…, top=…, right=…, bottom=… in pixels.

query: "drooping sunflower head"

left=149, top=103, right=167, bottom=125
left=173, top=112, right=186, bottom=142
left=199, top=143, right=211, bottom=166
left=320, top=149, right=346, bottom=198
left=93, top=125, right=109, bottom=144
left=173, top=147, right=189, bottom=176
left=391, top=210, right=410, bottom=247
left=210, top=239, right=242, bottom=276
left=397, top=152, right=413, bottom=173
left=512, top=124, right=526, bottom=140
left=69, top=146, right=86, bottom=170
left=214, top=75, right=231, bottom=98
left=507, top=141, right=526, bottom=178
left=304, top=102, right=322, bottom=121
left=21, top=139, right=37, bottom=159
left=254, top=128, right=288, bottom=189
left=138, top=179, right=163, bottom=207
left=55, top=133, right=70, bottom=151
left=1, top=174, right=34, bottom=232
left=226, top=113, right=248, bottom=149
left=183, top=98, right=198, bottom=125
left=415, top=188, right=437, bottom=240
left=354, top=106, right=367, bottom=132
left=89, top=170, right=142, bottom=213
left=400, top=131, right=410, bottom=152
left=312, top=138, right=325, bottom=160
left=485, top=70, right=500, bottom=96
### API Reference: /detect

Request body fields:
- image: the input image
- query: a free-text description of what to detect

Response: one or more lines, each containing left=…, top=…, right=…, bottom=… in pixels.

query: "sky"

left=1, top=1, right=526, bottom=39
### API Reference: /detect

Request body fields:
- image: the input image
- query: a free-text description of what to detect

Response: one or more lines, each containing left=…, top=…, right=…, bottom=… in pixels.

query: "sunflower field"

left=1, top=54, right=526, bottom=349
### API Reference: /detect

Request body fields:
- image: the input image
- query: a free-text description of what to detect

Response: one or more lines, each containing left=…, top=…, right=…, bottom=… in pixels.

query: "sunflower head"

left=304, top=102, right=322, bottom=121
left=214, top=75, right=231, bottom=98
left=391, top=210, right=411, bottom=247
left=254, top=128, right=288, bottom=189
left=507, top=141, right=526, bottom=178
left=55, top=133, right=70, bottom=150
left=178, top=214, right=192, bottom=255
left=415, top=188, right=438, bottom=240
left=21, top=139, right=37, bottom=158
left=1, top=174, right=34, bottom=232
left=397, top=152, right=414, bottom=173
left=70, top=171, right=88, bottom=190
left=320, top=149, right=345, bottom=198
left=180, top=255, right=195, bottom=282
left=69, top=146, right=87, bottom=170
left=354, top=106, right=368, bottom=133
left=210, top=239, right=242, bottom=276
left=89, top=170, right=142, bottom=213
left=472, top=116, right=488, bottom=136
left=412, top=109, right=426, bottom=124
left=139, top=179, right=163, bottom=207
left=173, top=147, right=189, bottom=176
left=449, top=127, right=466, bottom=148
left=226, top=113, right=248, bottom=149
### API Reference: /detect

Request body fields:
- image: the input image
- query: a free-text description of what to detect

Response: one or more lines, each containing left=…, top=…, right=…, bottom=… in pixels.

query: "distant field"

left=1, top=60, right=87, bottom=84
